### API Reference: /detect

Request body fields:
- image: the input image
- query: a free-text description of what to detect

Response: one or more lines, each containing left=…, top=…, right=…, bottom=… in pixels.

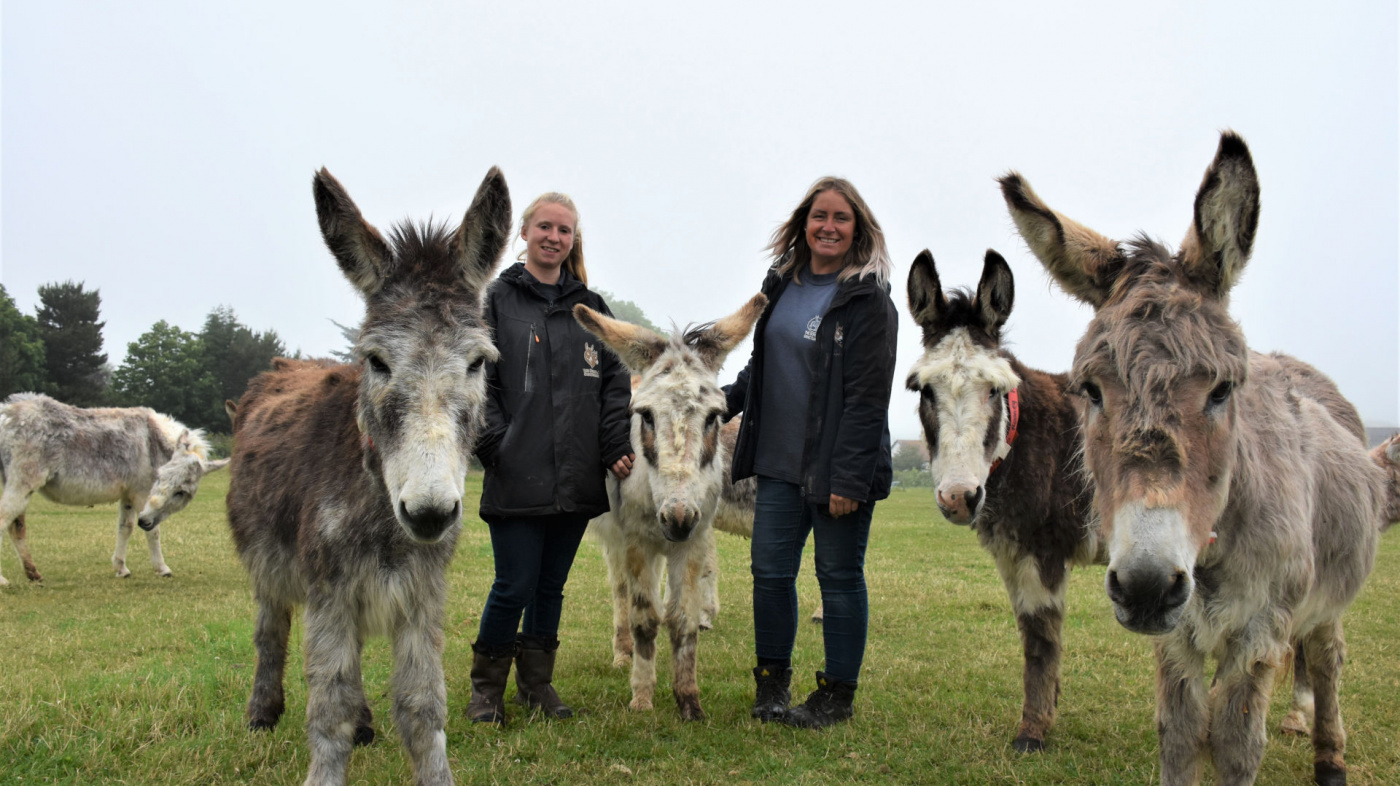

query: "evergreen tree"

left=199, top=306, right=286, bottom=430
left=36, top=281, right=108, bottom=406
left=594, top=289, right=663, bottom=334
left=0, top=284, right=47, bottom=398
left=111, top=320, right=217, bottom=427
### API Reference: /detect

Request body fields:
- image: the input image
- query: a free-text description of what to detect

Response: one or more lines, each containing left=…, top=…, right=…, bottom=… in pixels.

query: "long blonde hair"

left=517, top=192, right=588, bottom=286
left=767, top=177, right=890, bottom=286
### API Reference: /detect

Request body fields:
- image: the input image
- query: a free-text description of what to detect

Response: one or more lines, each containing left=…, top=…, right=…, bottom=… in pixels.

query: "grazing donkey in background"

left=0, top=392, right=227, bottom=585
left=225, top=167, right=509, bottom=786
left=576, top=295, right=766, bottom=720
left=1002, top=131, right=1382, bottom=786
left=905, top=249, right=1099, bottom=753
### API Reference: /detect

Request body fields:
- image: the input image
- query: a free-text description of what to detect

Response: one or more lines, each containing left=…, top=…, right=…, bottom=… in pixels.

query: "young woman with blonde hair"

left=467, top=192, right=634, bottom=725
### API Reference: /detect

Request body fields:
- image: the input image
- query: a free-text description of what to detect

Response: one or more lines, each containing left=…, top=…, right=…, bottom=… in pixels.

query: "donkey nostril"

left=1107, top=570, right=1125, bottom=603
left=964, top=487, right=984, bottom=511
left=1165, top=571, right=1190, bottom=606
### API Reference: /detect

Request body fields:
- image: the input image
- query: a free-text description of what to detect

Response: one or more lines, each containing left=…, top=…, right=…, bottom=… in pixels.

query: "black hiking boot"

left=781, top=671, right=856, bottom=729
left=751, top=665, right=792, bottom=722
left=513, top=634, right=574, bottom=719
left=466, top=640, right=515, bottom=725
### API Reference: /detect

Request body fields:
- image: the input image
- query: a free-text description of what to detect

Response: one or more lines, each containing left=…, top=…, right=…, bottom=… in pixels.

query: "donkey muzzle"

left=936, top=484, right=983, bottom=525
left=397, top=498, right=462, bottom=543
left=137, top=517, right=158, bottom=532
left=659, top=500, right=701, bottom=542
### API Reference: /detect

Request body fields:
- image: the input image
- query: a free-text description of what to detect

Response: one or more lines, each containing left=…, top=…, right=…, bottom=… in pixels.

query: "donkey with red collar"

left=906, top=249, right=1101, bottom=753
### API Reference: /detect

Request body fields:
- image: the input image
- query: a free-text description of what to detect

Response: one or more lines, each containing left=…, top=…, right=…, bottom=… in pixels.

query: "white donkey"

left=0, top=392, right=227, bottom=585
left=575, top=294, right=765, bottom=720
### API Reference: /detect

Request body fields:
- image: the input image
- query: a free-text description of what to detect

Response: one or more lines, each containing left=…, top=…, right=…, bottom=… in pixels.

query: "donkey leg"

left=111, top=501, right=137, bottom=578
left=667, top=541, right=706, bottom=721
left=302, top=594, right=366, bottom=786
left=391, top=606, right=451, bottom=786
left=1154, top=635, right=1209, bottom=786
left=1206, top=637, right=1282, bottom=786
left=626, top=545, right=663, bottom=712
left=248, top=599, right=293, bottom=731
left=1301, top=619, right=1348, bottom=786
left=603, top=541, right=633, bottom=667
left=8, top=514, right=42, bottom=583
left=698, top=528, right=720, bottom=631
left=143, top=523, right=173, bottom=577
left=1281, top=644, right=1314, bottom=736
left=995, top=552, right=1066, bottom=752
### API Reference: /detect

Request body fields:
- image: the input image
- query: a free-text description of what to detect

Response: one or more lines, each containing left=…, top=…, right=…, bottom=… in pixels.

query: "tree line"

left=1, top=282, right=285, bottom=434
left=1, top=282, right=660, bottom=436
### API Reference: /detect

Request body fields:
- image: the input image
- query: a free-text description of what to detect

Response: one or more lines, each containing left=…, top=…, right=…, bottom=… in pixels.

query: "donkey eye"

left=921, top=386, right=936, bottom=403
left=467, top=356, right=486, bottom=374
left=1207, top=381, right=1234, bottom=410
left=638, top=409, right=655, bottom=429
left=1081, top=382, right=1103, bottom=408
left=705, top=412, right=721, bottom=430
left=367, top=355, right=391, bottom=376
left=988, top=388, right=1000, bottom=401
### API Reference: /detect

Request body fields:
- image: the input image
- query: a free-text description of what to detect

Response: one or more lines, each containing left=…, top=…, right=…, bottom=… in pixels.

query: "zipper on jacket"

left=524, top=323, right=537, bottom=393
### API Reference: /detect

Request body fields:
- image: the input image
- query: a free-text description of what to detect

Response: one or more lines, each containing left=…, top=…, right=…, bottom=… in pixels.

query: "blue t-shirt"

left=753, top=269, right=840, bottom=484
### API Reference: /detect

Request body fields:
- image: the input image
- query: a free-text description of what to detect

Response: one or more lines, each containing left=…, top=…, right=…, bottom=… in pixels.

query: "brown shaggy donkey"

left=225, top=167, right=510, bottom=786
left=904, top=249, right=1099, bottom=752
left=1002, top=132, right=1382, bottom=786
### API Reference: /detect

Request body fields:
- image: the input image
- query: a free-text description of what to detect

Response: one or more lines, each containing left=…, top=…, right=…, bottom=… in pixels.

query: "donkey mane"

left=1077, top=236, right=1250, bottom=392
left=146, top=412, right=211, bottom=460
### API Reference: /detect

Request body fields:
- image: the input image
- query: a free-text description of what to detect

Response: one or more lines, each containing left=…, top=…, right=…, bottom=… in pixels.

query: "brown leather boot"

left=513, top=634, right=574, bottom=719
left=466, top=640, right=514, bottom=725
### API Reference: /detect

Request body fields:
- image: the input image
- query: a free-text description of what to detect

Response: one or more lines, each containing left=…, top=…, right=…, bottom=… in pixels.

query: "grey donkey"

left=0, top=392, right=227, bottom=586
left=224, top=167, right=510, bottom=786
left=1002, top=131, right=1382, bottom=786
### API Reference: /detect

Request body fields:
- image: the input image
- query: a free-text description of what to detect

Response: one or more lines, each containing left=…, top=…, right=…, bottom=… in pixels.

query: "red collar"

left=988, top=388, right=1020, bottom=476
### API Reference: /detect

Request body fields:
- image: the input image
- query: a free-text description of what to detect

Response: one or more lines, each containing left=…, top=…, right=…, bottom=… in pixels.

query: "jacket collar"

left=499, top=262, right=586, bottom=301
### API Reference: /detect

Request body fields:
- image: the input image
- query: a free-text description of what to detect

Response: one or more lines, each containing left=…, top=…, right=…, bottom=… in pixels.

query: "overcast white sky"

left=3, top=1, right=1397, bottom=439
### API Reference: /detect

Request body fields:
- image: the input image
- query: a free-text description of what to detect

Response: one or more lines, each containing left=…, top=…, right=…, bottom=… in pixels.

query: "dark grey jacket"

left=476, top=263, right=633, bottom=518
left=724, top=266, right=898, bottom=504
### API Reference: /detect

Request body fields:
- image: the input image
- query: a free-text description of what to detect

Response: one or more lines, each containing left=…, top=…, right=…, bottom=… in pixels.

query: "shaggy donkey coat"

left=1002, top=132, right=1382, bottom=786
left=905, top=250, right=1098, bottom=752
left=0, top=392, right=226, bottom=585
left=576, top=295, right=766, bottom=720
left=225, top=167, right=509, bottom=786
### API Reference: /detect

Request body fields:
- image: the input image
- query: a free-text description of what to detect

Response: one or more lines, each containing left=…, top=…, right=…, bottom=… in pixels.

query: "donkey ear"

left=202, top=458, right=231, bottom=475
left=999, top=172, right=1124, bottom=309
left=1179, top=132, right=1260, bottom=298
left=906, top=250, right=948, bottom=344
left=224, top=399, right=238, bottom=425
left=314, top=168, right=393, bottom=297
left=974, top=250, right=1015, bottom=335
left=574, top=304, right=668, bottom=372
left=692, top=293, right=768, bottom=372
left=451, top=167, right=512, bottom=295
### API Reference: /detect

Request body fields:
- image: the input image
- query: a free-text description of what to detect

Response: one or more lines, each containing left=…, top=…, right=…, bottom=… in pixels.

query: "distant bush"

left=893, top=468, right=931, bottom=489
left=205, top=432, right=234, bottom=460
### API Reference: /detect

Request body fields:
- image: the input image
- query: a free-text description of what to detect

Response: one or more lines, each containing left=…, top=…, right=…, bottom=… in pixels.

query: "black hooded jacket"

left=475, top=263, right=633, bottom=518
left=724, top=266, right=898, bottom=504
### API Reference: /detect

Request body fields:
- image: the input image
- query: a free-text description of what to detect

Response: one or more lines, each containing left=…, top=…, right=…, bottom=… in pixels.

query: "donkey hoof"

left=1012, top=735, right=1045, bottom=754
left=628, top=697, right=653, bottom=712
left=25, top=571, right=43, bottom=583
left=0, top=576, right=9, bottom=588
left=1314, top=762, right=1346, bottom=786
left=677, top=696, right=705, bottom=722
left=158, top=572, right=173, bottom=578
left=247, top=717, right=279, bottom=732
left=1281, top=711, right=1311, bottom=736
left=353, top=724, right=376, bottom=747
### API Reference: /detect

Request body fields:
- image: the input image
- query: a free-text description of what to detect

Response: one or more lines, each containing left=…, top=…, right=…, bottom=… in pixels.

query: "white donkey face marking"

left=630, top=354, right=728, bottom=542
left=137, top=438, right=229, bottom=531
left=358, top=308, right=497, bottom=544
left=575, top=294, right=766, bottom=544
left=908, top=329, right=1020, bottom=524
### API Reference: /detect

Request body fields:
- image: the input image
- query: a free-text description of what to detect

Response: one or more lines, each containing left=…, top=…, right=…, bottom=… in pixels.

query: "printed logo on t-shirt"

left=803, top=315, right=822, bottom=341
left=583, top=343, right=600, bottom=378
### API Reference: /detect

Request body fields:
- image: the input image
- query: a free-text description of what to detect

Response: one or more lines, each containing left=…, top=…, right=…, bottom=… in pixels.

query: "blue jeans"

left=751, top=477, right=873, bottom=683
left=476, top=513, right=590, bottom=650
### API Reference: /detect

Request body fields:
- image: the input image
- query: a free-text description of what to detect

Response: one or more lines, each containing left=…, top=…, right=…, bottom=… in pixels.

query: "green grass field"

left=2, top=473, right=1397, bottom=785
